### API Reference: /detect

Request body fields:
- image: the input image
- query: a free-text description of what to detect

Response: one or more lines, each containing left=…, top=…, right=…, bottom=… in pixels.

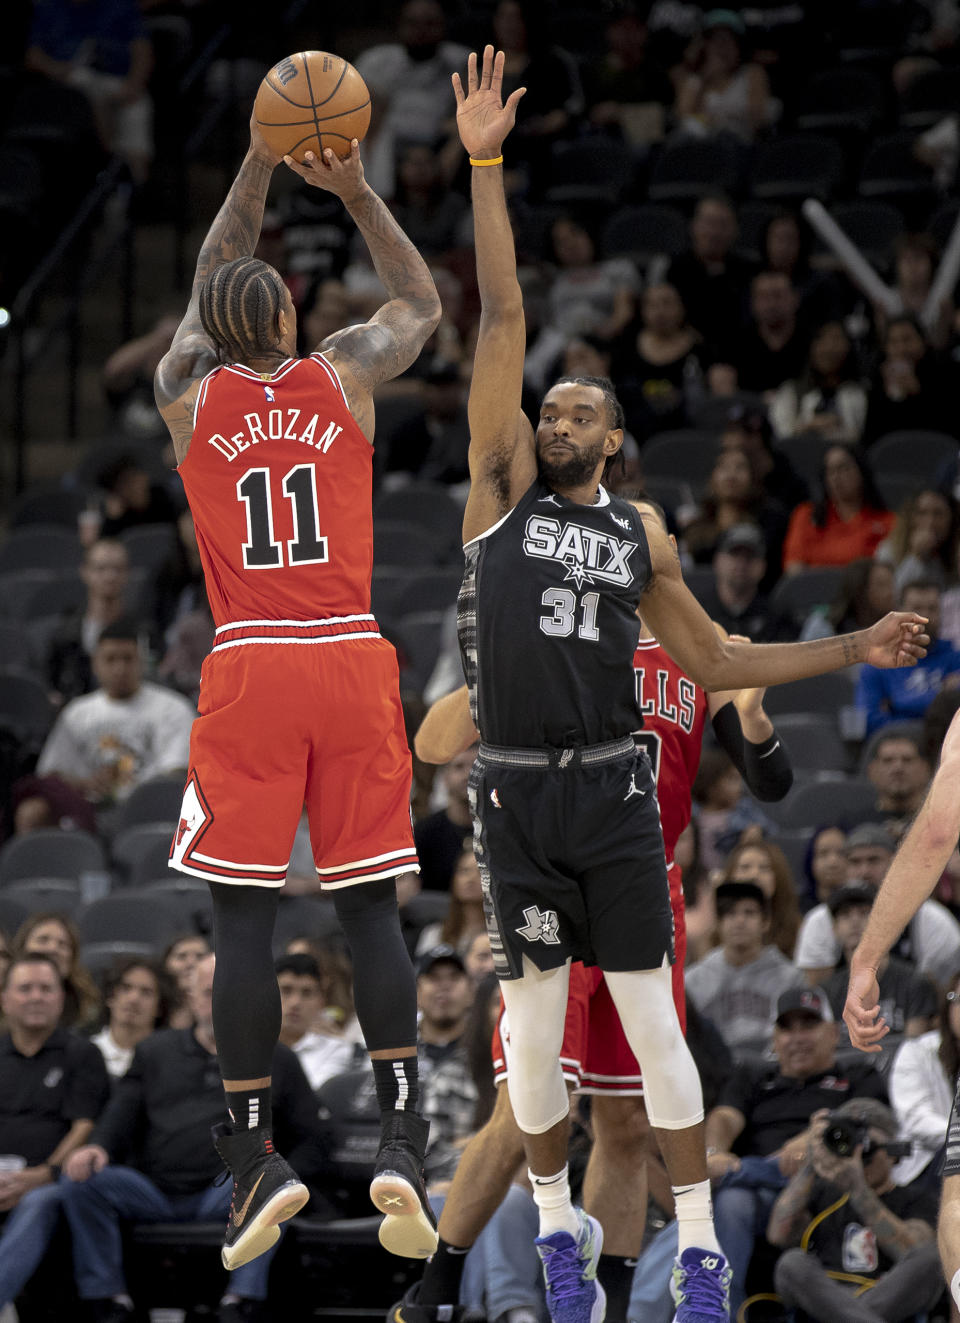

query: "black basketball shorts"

left=468, top=737, right=675, bottom=981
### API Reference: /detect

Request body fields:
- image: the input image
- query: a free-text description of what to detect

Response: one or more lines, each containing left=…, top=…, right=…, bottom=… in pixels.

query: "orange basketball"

left=254, top=51, right=371, bottom=163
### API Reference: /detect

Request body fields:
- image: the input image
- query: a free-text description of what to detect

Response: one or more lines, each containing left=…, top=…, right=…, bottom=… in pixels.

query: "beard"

left=536, top=436, right=606, bottom=489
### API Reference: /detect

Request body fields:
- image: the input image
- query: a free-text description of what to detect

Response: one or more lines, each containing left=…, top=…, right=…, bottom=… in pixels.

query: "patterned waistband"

left=478, top=734, right=635, bottom=770
left=211, top=615, right=381, bottom=652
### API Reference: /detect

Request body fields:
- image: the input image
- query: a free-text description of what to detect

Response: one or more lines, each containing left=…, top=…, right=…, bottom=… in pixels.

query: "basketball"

left=254, top=51, right=371, bottom=163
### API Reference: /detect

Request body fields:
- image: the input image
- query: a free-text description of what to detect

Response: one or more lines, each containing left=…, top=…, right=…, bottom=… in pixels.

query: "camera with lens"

left=821, top=1114, right=912, bottom=1161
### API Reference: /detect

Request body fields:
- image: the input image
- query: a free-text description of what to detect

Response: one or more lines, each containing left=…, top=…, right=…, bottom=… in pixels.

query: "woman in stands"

left=682, top=443, right=787, bottom=574
left=13, top=911, right=100, bottom=1029
left=782, top=443, right=894, bottom=572
left=674, top=10, right=775, bottom=143
left=862, top=314, right=957, bottom=444
left=799, top=556, right=895, bottom=640
left=876, top=487, right=959, bottom=595
left=716, top=838, right=802, bottom=959
left=161, top=931, right=210, bottom=1029
left=770, top=320, right=868, bottom=445
left=804, top=825, right=848, bottom=908
left=414, top=843, right=486, bottom=957
left=889, top=969, right=960, bottom=1188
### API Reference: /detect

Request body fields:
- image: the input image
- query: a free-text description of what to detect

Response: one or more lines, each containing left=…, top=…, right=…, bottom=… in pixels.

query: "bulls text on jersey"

left=634, top=666, right=698, bottom=734
left=203, top=408, right=343, bottom=463
left=522, top=515, right=639, bottom=589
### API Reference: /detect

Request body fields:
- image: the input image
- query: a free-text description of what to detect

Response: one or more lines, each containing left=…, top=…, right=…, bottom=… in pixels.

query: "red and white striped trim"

left=210, top=616, right=381, bottom=652
left=493, top=1055, right=583, bottom=1086
left=316, top=846, right=420, bottom=890
left=169, top=853, right=287, bottom=886
left=310, top=352, right=348, bottom=405
left=222, top=358, right=300, bottom=384
left=215, top=614, right=376, bottom=633
left=193, top=365, right=221, bottom=427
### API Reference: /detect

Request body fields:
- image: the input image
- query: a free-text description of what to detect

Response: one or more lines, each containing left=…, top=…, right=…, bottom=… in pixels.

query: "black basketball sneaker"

left=387, top=1283, right=464, bottom=1322
left=370, top=1111, right=439, bottom=1259
left=213, top=1124, right=309, bottom=1269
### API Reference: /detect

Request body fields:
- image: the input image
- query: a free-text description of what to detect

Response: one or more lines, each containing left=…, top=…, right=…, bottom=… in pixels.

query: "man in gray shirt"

left=686, top=882, right=803, bottom=1058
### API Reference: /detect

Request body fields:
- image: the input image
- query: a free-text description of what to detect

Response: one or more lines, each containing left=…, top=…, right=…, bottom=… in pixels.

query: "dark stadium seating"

left=0, top=827, right=106, bottom=885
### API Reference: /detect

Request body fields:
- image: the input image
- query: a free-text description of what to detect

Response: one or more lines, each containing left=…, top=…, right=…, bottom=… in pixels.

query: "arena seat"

left=869, top=430, right=958, bottom=475
left=750, top=135, right=845, bottom=204
left=114, top=777, right=186, bottom=835
left=544, top=137, right=637, bottom=207
left=774, top=776, right=879, bottom=830
left=600, top=204, right=688, bottom=265
left=391, top=568, right=463, bottom=617
left=273, top=895, right=342, bottom=951
left=10, top=483, right=86, bottom=529
left=0, top=894, right=28, bottom=938
left=763, top=671, right=856, bottom=717
left=111, top=823, right=177, bottom=888
left=20, top=573, right=86, bottom=621
left=0, top=621, right=37, bottom=672
left=858, top=133, right=937, bottom=215
left=78, top=894, right=182, bottom=948
left=394, top=609, right=446, bottom=692
left=127, top=878, right=211, bottom=933
left=874, top=472, right=920, bottom=511
left=774, top=713, right=848, bottom=772
left=771, top=435, right=833, bottom=492
left=0, top=570, right=60, bottom=621
left=373, top=521, right=448, bottom=570
left=898, top=66, right=960, bottom=131
left=0, top=526, right=81, bottom=573
left=0, top=827, right=106, bottom=886
left=80, top=940, right=158, bottom=975
left=816, top=200, right=905, bottom=267
left=794, top=68, right=887, bottom=138
left=768, top=568, right=846, bottom=629
left=734, top=201, right=781, bottom=264
left=119, top=522, right=177, bottom=574
left=639, top=430, right=719, bottom=492
left=648, top=136, right=743, bottom=207
left=2, top=879, right=82, bottom=916
left=373, top=482, right=464, bottom=559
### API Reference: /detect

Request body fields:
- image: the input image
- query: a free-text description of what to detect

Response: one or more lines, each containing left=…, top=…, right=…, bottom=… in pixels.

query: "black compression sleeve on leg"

left=209, top=883, right=281, bottom=1081
left=332, top=878, right=418, bottom=1052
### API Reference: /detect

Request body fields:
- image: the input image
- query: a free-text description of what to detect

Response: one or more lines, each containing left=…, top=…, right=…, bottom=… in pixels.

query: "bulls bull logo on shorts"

left=516, top=905, right=561, bottom=945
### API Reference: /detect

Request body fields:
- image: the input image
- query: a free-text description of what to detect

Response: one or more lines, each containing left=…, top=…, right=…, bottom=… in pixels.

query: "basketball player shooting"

left=153, top=109, right=442, bottom=1272
left=453, top=45, right=929, bottom=1323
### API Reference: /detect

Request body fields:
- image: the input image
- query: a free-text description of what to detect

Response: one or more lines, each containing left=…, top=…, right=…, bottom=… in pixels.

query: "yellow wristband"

left=469, top=155, right=504, bottom=167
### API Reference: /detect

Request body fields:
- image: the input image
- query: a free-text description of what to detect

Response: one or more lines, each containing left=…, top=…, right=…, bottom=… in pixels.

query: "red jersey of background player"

left=179, top=352, right=372, bottom=627
left=633, top=635, right=707, bottom=862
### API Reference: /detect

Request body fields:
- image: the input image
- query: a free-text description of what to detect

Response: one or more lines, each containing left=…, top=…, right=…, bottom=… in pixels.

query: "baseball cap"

left=775, top=986, right=834, bottom=1025
left=845, top=823, right=893, bottom=853
left=717, top=523, right=765, bottom=556
left=703, top=9, right=746, bottom=34
left=417, top=944, right=466, bottom=977
left=827, top=882, right=876, bottom=916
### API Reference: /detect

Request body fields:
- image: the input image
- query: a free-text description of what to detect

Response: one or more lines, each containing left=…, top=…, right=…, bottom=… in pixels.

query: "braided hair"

left=198, top=257, right=289, bottom=364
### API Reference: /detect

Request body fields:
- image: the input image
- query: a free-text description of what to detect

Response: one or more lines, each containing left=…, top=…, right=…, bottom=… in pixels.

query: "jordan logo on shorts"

left=516, top=905, right=560, bottom=945
left=623, top=773, right=646, bottom=801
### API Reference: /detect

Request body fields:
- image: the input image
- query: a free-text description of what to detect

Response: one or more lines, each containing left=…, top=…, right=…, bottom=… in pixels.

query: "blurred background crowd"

left=5, top=0, right=960, bottom=1320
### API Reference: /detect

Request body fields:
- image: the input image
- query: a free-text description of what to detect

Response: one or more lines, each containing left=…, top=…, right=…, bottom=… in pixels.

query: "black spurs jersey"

left=458, top=480, right=653, bottom=747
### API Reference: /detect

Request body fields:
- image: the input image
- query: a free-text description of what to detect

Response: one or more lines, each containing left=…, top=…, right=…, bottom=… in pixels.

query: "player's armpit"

left=462, top=410, right=536, bottom=544
left=154, top=334, right=217, bottom=409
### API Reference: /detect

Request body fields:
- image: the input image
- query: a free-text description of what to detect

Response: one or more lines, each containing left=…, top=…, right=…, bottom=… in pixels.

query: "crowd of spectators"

left=8, top=0, right=960, bottom=1319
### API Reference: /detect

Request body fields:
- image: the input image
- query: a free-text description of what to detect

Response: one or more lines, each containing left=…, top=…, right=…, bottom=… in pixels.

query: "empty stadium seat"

left=639, top=430, right=718, bottom=492
left=126, top=879, right=211, bottom=932
left=751, top=136, right=845, bottom=203
left=874, top=472, right=920, bottom=511
left=544, top=137, right=637, bottom=207
left=0, top=828, right=106, bottom=886
left=858, top=134, right=937, bottom=216
left=0, top=894, right=30, bottom=937
left=0, top=622, right=36, bottom=672
left=734, top=201, right=781, bottom=264
left=795, top=68, right=887, bottom=137
left=0, top=526, right=81, bottom=573
left=0, top=569, right=60, bottom=620
left=21, top=573, right=86, bottom=621
left=600, top=204, right=688, bottom=264
left=373, top=521, right=447, bottom=570
left=869, top=430, right=958, bottom=475
left=78, top=894, right=182, bottom=947
left=648, top=137, right=743, bottom=207
left=391, top=568, right=463, bottom=617
left=2, top=879, right=83, bottom=916
left=115, top=777, right=186, bottom=834
left=273, top=895, right=342, bottom=951
left=774, top=713, right=848, bottom=772
left=817, top=201, right=905, bottom=268
left=764, top=671, right=857, bottom=718
left=11, top=484, right=86, bottom=529
left=771, top=436, right=833, bottom=492
left=119, top=523, right=177, bottom=574
left=769, top=569, right=846, bottom=628
left=774, top=776, right=879, bottom=830
left=111, top=823, right=177, bottom=888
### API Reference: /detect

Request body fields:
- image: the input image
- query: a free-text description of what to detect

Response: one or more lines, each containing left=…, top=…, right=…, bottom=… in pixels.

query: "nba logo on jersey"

left=263, top=385, right=275, bottom=401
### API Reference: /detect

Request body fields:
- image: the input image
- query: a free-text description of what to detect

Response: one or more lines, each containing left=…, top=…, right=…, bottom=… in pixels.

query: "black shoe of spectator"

left=212, top=1123, right=309, bottom=1271
left=387, top=1282, right=464, bottom=1321
left=90, top=1300, right=135, bottom=1323
left=371, top=1111, right=438, bottom=1259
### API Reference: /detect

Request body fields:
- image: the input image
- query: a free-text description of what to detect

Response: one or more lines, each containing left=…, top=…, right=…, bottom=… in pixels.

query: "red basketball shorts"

left=169, top=629, right=418, bottom=888
left=491, top=860, right=687, bottom=1094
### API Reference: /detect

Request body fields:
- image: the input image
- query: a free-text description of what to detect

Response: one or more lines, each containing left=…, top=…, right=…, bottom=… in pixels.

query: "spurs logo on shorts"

left=516, top=905, right=561, bottom=945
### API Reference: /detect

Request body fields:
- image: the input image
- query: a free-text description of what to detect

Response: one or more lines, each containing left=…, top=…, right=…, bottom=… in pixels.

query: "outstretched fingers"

left=467, top=49, right=479, bottom=94
left=480, top=44, right=495, bottom=91
left=452, top=71, right=464, bottom=105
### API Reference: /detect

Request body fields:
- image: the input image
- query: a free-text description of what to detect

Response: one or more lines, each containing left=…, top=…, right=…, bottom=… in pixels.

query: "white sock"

left=530, top=1165, right=580, bottom=1238
left=673, top=1179, right=722, bottom=1256
left=951, top=1266, right=960, bottom=1307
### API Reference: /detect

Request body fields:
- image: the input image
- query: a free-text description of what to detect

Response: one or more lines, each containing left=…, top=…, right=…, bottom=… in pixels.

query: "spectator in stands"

left=769, top=1098, right=942, bottom=1322
left=25, top=0, right=154, bottom=181
left=857, top=580, right=960, bottom=735
left=941, top=534, right=960, bottom=649
left=770, top=320, right=868, bottom=445
left=284, top=938, right=362, bottom=1046
left=152, top=509, right=206, bottom=638
left=681, top=445, right=787, bottom=572
left=631, top=985, right=888, bottom=1319
left=876, top=487, right=959, bottom=594
left=45, top=538, right=132, bottom=705
left=464, top=930, right=494, bottom=985
left=91, top=959, right=173, bottom=1079
left=667, top=193, right=755, bottom=346
left=610, top=282, right=711, bottom=443
left=862, top=315, right=958, bottom=445
left=275, top=953, right=354, bottom=1091
left=34, top=619, right=195, bottom=812
left=62, top=954, right=323, bottom=1323
left=389, top=142, right=470, bottom=259
left=727, top=270, right=809, bottom=396
left=97, top=453, right=178, bottom=538
left=416, top=946, right=477, bottom=1187
left=102, top=313, right=178, bottom=440
left=414, top=843, right=486, bottom=957
left=800, top=556, right=895, bottom=642
left=693, top=748, right=777, bottom=873
left=718, top=402, right=809, bottom=509
left=782, top=443, right=894, bottom=572
left=805, top=825, right=848, bottom=907
left=685, top=880, right=803, bottom=1057
left=296, top=279, right=353, bottom=358
left=695, top=522, right=794, bottom=642
left=0, top=953, right=111, bottom=1316
left=491, top=0, right=584, bottom=197
left=889, top=969, right=960, bottom=1188
left=382, top=358, right=471, bottom=483
left=795, top=822, right=960, bottom=988
left=354, top=0, right=468, bottom=199
left=889, top=233, right=953, bottom=350
left=413, top=744, right=476, bottom=890
left=674, top=9, right=775, bottom=143
left=719, top=839, right=803, bottom=960
left=161, top=933, right=210, bottom=1030
left=821, top=882, right=937, bottom=1050
left=582, top=5, right=674, bottom=140
left=865, top=731, right=932, bottom=838
left=761, top=210, right=840, bottom=330
left=13, top=912, right=101, bottom=1032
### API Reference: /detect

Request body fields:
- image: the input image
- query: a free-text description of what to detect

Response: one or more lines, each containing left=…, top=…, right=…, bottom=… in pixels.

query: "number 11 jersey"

left=180, top=353, right=372, bottom=627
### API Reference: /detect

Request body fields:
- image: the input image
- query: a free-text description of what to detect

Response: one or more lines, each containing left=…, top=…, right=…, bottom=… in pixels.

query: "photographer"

left=768, top=1099, right=942, bottom=1322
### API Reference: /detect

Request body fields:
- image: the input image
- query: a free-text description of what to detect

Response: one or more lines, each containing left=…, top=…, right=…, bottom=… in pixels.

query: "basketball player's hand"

left=843, top=963, right=887, bottom=1052
left=282, top=140, right=367, bottom=206
left=248, top=108, right=281, bottom=164
left=862, top=612, right=930, bottom=668
left=452, top=46, right=526, bottom=158
left=64, top=1145, right=110, bottom=1183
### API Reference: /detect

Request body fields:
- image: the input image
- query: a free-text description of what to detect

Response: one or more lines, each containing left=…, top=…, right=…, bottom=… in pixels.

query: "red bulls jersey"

left=179, top=353, right=372, bottom=628
left=633, top=636, right=707, bottom=860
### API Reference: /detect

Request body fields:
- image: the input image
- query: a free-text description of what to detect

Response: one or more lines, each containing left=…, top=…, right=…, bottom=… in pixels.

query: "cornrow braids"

left=198, top=257, right=288, bottom=364
left=552, top=374, right=625, bottom=433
